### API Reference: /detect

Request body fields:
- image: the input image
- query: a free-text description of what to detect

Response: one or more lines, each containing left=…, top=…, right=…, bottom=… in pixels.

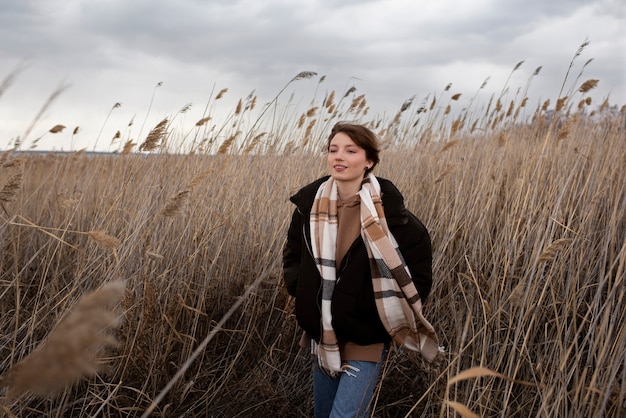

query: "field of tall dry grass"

left=1, top=55, right=625, bottom=417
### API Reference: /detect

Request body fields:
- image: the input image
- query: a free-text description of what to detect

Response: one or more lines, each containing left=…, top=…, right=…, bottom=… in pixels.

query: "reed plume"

left=195, top=117, right=211, bottom=127
left=121, top=140, right=136, bottom=154
left=0, top=281, right=125, bottom=401
left=215, top=88, right=228, bottom=100
left=0, top=172, right=22, bottom=202
left=434, top=163, right=455, bottom=183
left=187, top=169, right=214, bottom=189
left=218, top=131, right=240, bottom=154
left=139, top=118, right=168, bottom=152
left=49, top=124, right=65, bottom=134
left=290, top=71, right=317, bottom=82
left=87, top=230, right=121, bottom=250
left=2, top=158, right=24, bottom=169
left=297, top=113, right=306, bottom=129
left=578, top=79, right=599, bottom=93
left=324, top=90, right=335, bottom=109
left=161, top=190, right=190, bottom=217
left=538, top=238, right=572, bottom=263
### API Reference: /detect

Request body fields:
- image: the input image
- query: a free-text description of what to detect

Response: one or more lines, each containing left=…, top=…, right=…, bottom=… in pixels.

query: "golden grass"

left=0, top=57, right=625, bottom=416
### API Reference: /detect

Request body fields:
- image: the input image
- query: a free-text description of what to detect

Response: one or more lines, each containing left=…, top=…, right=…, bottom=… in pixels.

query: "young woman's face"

left=327, top=132, right=372, bottom=185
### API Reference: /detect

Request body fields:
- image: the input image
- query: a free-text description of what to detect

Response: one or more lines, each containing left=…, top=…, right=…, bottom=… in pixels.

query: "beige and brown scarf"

left=310, top=174, right=439, bottom=377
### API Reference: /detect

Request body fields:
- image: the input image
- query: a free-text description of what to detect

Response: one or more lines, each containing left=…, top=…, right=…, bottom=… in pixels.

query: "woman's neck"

left=336, top=178, right=363, bottom=202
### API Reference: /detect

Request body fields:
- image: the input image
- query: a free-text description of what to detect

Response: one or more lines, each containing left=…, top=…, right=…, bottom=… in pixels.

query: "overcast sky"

left=1, top=0, right=624, bottom=152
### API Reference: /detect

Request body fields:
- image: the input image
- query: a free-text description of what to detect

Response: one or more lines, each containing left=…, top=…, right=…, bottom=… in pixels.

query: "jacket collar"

left=290, top=176, right=408, bottom=222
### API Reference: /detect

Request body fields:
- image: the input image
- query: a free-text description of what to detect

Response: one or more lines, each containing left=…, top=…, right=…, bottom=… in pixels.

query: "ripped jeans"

left=312, top=345, right=388, bottom=418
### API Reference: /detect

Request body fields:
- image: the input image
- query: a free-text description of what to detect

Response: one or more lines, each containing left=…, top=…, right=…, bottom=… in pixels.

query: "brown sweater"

left=336, top=194, right=385, bottom=362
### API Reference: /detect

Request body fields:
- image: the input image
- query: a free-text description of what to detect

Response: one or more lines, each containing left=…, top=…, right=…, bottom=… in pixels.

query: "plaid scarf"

left=310, top=174, right=439, bottom=377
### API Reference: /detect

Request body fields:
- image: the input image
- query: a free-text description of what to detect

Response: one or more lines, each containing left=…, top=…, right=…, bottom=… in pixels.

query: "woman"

left=283, top=122, right=439, bottom=417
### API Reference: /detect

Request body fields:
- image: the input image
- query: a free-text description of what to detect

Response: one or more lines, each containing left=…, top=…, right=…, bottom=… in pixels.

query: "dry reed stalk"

left=445, top=401, right=480, bottom=418
left=0, top=172, right=22, bottom=202
left=451, top=93, right=462, bottom=101
left=21, top=83, right=69, bottom=143
left=0, top=64, right=26, bottom=99
left=139, top=118, right=168, bottom=152
left=445, top=366, right=538, bottom=417
left=0, top=281, right=126, bottom=401
left=161, top=190, right=190, bottom=217
left=235, top=99, right=243, bottom=115
left=87, top=230, right=121, bottom=250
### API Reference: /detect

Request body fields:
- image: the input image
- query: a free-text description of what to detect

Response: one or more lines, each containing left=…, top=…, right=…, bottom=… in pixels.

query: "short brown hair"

left=327, top=122, right=380, bottom=174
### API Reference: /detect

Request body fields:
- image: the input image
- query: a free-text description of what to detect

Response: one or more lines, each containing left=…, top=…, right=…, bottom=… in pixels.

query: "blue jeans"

left=312, top=346, right=387, bottom=418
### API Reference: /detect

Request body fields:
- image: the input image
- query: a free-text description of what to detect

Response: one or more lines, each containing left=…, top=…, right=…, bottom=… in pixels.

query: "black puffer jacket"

left=283, top=176, right=432, bottom=345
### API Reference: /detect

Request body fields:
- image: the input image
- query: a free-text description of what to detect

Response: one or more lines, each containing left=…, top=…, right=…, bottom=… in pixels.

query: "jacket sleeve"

left=283, top=208, right=302, bottom=297
left=397, top=210, right=433, bottom=302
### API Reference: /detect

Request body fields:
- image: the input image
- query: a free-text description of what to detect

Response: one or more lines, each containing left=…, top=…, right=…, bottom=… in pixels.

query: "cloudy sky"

left=1, top=0, right=624, bottom=151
